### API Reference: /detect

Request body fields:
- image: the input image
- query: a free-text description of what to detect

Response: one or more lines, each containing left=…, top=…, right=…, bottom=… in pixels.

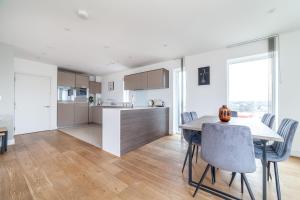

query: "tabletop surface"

left=179, top=116, right=283, bottom=142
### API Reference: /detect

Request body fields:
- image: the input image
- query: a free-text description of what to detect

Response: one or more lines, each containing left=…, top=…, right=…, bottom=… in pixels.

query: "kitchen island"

left=102, top=107, right=169, bottom=156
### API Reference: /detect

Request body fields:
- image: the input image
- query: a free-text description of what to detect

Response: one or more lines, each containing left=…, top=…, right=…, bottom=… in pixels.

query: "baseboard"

left=8, top=138, right=15, bottom=145
left=291, top=150, right=300, bottom=157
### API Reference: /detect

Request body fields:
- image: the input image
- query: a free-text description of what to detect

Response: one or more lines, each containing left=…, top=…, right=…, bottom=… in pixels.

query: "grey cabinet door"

left=57, top=103, right=75, bottom=127
left=89, top=81, right=102, bottom=94
left=75, top=74, right=89, bottom=88
left=147, top=69, right=169, bottom=89
left=91, top=106, right=102, bottom=124
left=74, top=102, right=89, bottom=124
left=58, top=71, right=75, bottom=87
left=124, top=72, right=148, bottom=90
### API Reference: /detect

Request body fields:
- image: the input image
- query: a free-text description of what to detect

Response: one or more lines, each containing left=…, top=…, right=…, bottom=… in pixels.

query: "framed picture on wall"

left=198, top=66, right=210, bottom=85
left=108, top=81, right=114, bottom=91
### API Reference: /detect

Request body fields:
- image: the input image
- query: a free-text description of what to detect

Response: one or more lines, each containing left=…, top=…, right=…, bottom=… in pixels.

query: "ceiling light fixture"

left=77, top=9, right=89, bottom=20
left=267, top=8, right=276, bottom=14
left=64, top=27, right=71, bottom=32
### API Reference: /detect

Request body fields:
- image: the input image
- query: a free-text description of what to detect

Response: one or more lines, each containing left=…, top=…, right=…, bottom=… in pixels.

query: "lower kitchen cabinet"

left=58, top=103, right=75, bottom=127
left=74, top=102, right=89, bottom=124
left=90, top=106, right=102, bottom=124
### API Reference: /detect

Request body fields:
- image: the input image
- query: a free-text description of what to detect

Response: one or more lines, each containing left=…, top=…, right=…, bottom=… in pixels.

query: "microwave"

left=76, top=88, right=88, bottom=97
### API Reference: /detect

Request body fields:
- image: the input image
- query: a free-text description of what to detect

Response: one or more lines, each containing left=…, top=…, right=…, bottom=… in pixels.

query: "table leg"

left=188, top=141, right=192, bottom=184
left=262, top=140, right=267, bottom=200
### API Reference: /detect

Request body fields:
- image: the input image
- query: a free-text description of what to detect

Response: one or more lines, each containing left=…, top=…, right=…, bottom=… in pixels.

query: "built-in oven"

left=57, top=86, right=75, bottom=102
left=76, top=88, right=88, bottom=97
left=75, top=88, right=88, bottom=102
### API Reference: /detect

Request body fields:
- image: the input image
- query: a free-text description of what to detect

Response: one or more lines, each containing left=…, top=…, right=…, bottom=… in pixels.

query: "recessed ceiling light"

left=64, top=27, right=71, bottom=32
left=267, top=8, right=276, bottom=14
left=77, top=9, right=89, bottom=20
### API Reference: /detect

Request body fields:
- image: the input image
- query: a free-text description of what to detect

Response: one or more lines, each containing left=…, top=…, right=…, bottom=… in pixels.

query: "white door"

left=15, top=73, right=51, bottom=134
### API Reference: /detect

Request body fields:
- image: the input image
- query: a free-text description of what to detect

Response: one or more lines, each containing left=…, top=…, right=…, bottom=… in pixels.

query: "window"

left=227, top=54, right=274, bottom=118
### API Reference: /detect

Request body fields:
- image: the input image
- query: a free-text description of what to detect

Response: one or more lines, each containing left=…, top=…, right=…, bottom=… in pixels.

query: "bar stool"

left=0, top=127, right=8, bottom=154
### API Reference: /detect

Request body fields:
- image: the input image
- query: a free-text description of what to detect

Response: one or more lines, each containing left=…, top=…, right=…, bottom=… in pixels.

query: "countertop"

left=102, top=106, right=168, bottom=111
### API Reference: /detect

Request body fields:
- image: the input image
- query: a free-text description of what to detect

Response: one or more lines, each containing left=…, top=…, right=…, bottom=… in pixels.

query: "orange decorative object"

left=219, top=105, right=231, bottom=122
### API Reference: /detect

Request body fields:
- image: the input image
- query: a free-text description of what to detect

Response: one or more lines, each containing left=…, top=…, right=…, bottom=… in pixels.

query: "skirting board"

left=291, top=150, right=300, bottom=157
left=8, top=139, right=15, bottom=145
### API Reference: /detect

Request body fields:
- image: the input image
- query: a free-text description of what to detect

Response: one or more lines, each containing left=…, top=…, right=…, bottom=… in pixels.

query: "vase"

left=219, top=105, right=231, bottom=122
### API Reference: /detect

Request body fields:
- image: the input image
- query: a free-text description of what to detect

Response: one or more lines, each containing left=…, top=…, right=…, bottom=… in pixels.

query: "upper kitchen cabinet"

left=89, top=81, right=102, bottom=94
left=147, top=69, right=169, bottom=89
left=58, top=70, right=75, bottom=87
left=124, top=72, right=148, bottom=90
left=75, top=74, right=89, bottom=88
left=124, top=69, right=169, bottom=90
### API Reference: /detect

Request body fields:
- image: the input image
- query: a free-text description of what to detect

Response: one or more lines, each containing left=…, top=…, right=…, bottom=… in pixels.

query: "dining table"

left=179, top=115, right=283, bottom=200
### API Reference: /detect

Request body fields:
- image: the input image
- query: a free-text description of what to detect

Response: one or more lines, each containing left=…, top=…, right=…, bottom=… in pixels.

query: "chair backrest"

left=231, top=111, right=238, bottom=117
left=272, top=118, right=298, bottom=161
left=181, top=112, right=192, bottom=124
left=261, top=113, right=275, bottom=128
left=181, top=112, right=193, bottom=143
left=190, top=112, right=198, bottom=120
left=201, top=123, right=256, bottom=173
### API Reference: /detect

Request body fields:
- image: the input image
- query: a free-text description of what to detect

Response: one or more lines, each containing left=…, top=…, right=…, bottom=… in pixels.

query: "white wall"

left=185, top=40, right=269, bottom=117
left=184, top=30, right=300, bottom=156
left=0, top=43, right=15, bottom=144
left=101, top=59, right=181, bottom=133
left=14, top=58, right=58, bottom=130
left=279, top=29, right=300, bottom=156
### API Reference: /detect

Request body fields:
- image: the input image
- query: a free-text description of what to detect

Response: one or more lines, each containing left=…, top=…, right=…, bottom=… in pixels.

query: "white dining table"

left=179, top=116, right=283, bottom=200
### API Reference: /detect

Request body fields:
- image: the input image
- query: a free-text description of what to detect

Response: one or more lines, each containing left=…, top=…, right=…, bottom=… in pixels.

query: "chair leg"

left=1, top=136, right=4, bottom=154
left=229, top=172, right=236, bottom=186
left=241, top=173, right=255, bottom=200
left=192, top=145, right=195, bottom=160
left=274, top=162, right=281, bottom=200
left=241, top=174, right=244, bottom=193
left=182, top=148, right=189, bottom=173
left=210, top=166, right=216, bottom=184
left=193, top=164, right=210, bottom=197
left=196, top=145, right=198, bottom=163
left=267, top=161, right=272, bottom=181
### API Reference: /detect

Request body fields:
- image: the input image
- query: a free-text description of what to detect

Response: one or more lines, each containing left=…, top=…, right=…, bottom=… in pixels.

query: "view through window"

left=228, top=54, right=273, bottom=118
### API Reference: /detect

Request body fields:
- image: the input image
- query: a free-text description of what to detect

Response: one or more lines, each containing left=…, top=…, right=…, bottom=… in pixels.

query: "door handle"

left=44, top=105, right=51, bottom=108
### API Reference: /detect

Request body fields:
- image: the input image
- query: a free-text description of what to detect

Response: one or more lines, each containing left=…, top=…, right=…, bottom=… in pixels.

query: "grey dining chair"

left=190, top=112, right=198, bottom=120
left=261, top=113, right=275, bottom=128
left=193, top=123, right=256, bottom=199
left=254, top=118, right=298, bottom=200
left=181, top=112, right=202, bottom=173
left=231, top=111, right=238, bottom=117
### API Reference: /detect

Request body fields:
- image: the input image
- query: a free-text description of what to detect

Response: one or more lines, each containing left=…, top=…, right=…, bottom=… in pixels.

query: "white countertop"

left=102, top=106, right=168, bottom=111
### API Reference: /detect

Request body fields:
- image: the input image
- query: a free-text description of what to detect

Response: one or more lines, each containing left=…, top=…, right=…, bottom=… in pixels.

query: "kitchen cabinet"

left=74, top=102, right=89, bottom=124
left=147, top=69, right=169, bottom=89
left=124, top=72, right=148, bottom=90
left=58, top=71, right=75, bottom=87
left=57, top=103, right=75, bottom=127
left=90, top=106, right=102, bottom=124
left=124, top=68, right=169, bottom=90
left=89, top=81, right=102, bottom=94
left=75, top=74, right=89, bottom=88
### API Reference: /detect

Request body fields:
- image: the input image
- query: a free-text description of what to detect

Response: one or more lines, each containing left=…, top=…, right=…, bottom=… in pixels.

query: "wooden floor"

left=1, top=131, right=299, bottom=200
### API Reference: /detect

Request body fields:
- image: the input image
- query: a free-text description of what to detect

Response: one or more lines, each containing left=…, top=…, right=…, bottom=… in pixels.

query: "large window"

left=228, top=54, right=274, bottom=118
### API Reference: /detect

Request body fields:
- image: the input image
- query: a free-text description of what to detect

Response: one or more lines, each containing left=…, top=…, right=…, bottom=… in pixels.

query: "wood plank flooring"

left=0, top=130, right=299, bottom=200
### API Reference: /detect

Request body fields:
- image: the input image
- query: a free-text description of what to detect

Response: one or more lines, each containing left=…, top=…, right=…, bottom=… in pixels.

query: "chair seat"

left=254, top=145, right=282, bottom=162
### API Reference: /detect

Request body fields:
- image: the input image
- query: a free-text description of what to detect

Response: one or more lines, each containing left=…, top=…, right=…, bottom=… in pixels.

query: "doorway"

left=15, top=73, right=52, bottom=134
left=173, top=67, right=186, bottom=133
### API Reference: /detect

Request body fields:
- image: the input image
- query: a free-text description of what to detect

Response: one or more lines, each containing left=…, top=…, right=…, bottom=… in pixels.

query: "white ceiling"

left=1, top=0, right=300, bottom=75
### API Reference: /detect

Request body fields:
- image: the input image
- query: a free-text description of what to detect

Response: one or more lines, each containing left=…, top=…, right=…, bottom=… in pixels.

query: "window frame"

left=226, top=52, right=276, bottom=116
